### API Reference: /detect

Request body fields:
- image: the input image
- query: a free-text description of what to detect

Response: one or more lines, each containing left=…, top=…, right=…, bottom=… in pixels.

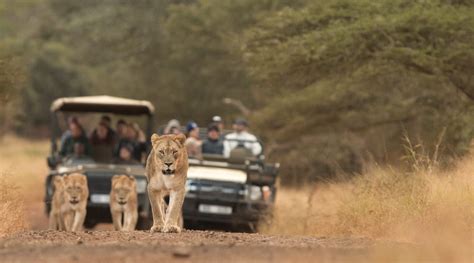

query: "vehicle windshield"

left=53, top=112, right=150, bottom=165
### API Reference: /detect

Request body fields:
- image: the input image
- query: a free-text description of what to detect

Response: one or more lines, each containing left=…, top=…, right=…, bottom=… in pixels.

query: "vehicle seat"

left=228, top=147, right=254, bottom=164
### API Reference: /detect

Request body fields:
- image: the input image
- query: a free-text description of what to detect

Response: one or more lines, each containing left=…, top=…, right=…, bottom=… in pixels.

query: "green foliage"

left=245, top=0, right=474, bottom=183
left=2, top=0, right=473, bottom=184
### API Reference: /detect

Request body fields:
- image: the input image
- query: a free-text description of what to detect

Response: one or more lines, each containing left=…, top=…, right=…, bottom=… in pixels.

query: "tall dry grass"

left=0, top=171, right=27, bottom=236
left=263, top=150, right=473, bottom=261
left=0, top=135, right=49, bottom=234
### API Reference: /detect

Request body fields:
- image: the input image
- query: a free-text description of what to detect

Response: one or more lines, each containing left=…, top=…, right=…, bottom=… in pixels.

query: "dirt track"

left=0, top=230, right=418, bottom=263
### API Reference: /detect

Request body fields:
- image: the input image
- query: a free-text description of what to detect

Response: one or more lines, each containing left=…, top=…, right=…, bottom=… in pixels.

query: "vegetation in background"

left=244, top=0, right=474, bottom=183
left=0, top=0, right=473, bottom=183
left=262, top=151, right=473, bottom=261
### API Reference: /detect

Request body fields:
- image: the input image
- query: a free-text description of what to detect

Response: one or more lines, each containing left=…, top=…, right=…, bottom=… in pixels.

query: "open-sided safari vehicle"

left=183, top=136, right=280, bottom=231
left=44, top=96, right=155, bottom=229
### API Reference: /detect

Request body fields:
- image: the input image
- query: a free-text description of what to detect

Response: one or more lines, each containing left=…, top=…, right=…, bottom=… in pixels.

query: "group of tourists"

left=163, top=116, right=262, bottom=160
left=59, top=114, right=262, bottom=164
left=59, top=115, right=146, bottom=164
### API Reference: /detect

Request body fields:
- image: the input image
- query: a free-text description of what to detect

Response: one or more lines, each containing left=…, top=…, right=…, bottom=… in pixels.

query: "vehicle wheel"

left=84, top=221, right=97, bottom=229
left=136, top=216, right=153, bottom=230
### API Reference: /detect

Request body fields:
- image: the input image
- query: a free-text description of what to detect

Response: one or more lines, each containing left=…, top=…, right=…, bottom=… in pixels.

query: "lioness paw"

left=163, top=225, right=181, bottom=233
left=150, top=225, right=164, bottom=233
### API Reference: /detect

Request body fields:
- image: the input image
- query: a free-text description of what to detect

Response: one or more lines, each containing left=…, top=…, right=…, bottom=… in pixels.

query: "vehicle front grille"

left=84, top=172, right=114, bottom=194
left=186, top=180, right=244, bottom=202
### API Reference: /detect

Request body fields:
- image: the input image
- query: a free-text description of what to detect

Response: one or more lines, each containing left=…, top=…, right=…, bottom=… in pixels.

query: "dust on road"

left=0, top=230, right=416, bottom=263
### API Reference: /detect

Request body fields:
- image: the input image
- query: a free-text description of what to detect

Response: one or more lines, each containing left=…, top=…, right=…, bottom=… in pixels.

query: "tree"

left=244, top=0, right=474, bottom=183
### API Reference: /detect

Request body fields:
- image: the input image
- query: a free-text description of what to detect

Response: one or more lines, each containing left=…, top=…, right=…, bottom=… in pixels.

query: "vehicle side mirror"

left=47, top=156, right=58, bottom=169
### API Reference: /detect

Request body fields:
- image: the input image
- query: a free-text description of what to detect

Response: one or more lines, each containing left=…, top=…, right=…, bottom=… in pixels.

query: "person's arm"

left=248, top=134, right=262, bottom=156
left=223, top=138, right=231, bottom=158
left=59, top=138, right=68, bottom=157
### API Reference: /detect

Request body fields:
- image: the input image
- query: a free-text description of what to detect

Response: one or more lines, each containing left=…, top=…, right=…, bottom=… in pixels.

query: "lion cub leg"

left=49, top=210, right=58, bottom=230
left=123, top=209, right=138, bottom=231
left=62, top=210, right=74, bottom=231
left=148, top=189, right=165, bottom=233
left=71, top=210, right=86, bottom=232
left=49, top=211, right=65, bottom=230
left=163, top=189, right=185, bottom=233
left=111, top=210, right=123, bottom=231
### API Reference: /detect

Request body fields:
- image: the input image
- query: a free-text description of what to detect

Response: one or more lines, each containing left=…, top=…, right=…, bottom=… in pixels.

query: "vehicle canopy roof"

left=50, top=95, right=155, bottom=115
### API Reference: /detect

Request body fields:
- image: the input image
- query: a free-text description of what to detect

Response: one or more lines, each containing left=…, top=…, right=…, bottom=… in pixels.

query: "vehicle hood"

left=54, top=163, right=146, bottom=178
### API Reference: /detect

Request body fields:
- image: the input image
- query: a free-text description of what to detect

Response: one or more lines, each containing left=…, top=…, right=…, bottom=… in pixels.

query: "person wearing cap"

left=212, top=115, right=225, bottom=132
left=202, top=124, right=224, bottom=155
left=185, top=121, right=202, bottom=159
left=223, top=118, right=262, bottom=158
left=164, top=119, right=182, bottom=135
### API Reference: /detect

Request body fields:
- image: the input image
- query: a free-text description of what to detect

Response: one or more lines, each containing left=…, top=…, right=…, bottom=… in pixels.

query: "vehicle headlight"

left=136, top=179, right=147, bottom=194
left=247, top=185, right=262, bottom=201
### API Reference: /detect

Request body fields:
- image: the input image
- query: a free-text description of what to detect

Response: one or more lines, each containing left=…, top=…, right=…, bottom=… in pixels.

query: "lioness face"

left=112, top=175, right=136, bottom=205
left=63, top=173, right=88, bottom=205
left=151, top=134, right=186, bottom=176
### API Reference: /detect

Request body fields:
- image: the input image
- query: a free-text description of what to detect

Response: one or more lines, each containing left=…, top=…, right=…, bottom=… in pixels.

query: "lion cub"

left=110, top=175, right=138, bottom=231
left=62, top=173, right=89, bottom=232
left=49, top=175, right=66, bottom=230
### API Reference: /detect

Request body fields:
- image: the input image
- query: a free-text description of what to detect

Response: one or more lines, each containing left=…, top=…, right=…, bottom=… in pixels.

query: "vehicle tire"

left=84, top=221, right=97, bottom=229
left=136, top=216, right=153, bottom=230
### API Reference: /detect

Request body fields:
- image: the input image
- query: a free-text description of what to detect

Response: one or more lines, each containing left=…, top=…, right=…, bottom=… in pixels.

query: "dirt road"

left=0, top=230, right=418, bottom=263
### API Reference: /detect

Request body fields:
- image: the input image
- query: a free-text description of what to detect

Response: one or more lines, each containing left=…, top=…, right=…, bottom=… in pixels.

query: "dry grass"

left=0, top=171, right=27, bottom=236
left=262, top=153, right=474, bottom=261
left=0, top=134, right=49, bottom=234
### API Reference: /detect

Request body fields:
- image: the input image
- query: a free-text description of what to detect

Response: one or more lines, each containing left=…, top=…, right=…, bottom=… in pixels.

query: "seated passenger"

left=116, top=119, right=128, bottom=140
left=90, top=121, right=115, bottom=163
left=114, top=144, right=140, bottom=165
left=90, top=121, right=115, bottom=146
left=114, top=123, right=143, bottom=162
left=202, top=125, right=224, bottom=155
left=212, top=115, right=225, bottom=133
left=223, top=118, right=262, bottom=158
left=60, top=120, right=90, bottom=157
left=63, top=142, right=94, bottom=165
left=96, top=115, right=116, bottom=140
left=131, top=122, right=146, bottom=143
left=164, top=119, right=182, bottom=135
left=184, top=121, right=202, bottom=159
left=60, top=116, right=84, bottom=147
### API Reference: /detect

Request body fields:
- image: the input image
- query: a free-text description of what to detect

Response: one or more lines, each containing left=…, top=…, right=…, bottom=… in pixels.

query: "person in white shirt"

left=223, top=118, right=262, bottom=158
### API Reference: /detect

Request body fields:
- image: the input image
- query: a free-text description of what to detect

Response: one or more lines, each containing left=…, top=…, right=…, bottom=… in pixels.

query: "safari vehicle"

left=44, top=96, right=154, bottom=229
left=183, top=135, right=280, bottom=232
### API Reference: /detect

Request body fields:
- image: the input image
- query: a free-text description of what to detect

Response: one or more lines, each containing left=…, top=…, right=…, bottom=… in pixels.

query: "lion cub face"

left=151, top=134, right=186, bottom=175
left=111, top=175, right=136, bottom=205
left=63, top=173, right=88, bottom=206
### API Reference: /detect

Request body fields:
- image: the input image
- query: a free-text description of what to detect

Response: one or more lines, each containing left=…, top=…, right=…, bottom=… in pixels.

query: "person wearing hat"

left=212, top=115, right=225, bottom=132
left=202, top=124, right=224, bottom=155
left=223, top=118, right=262, bottom=158
left=185, top=121, right=202, bottom=159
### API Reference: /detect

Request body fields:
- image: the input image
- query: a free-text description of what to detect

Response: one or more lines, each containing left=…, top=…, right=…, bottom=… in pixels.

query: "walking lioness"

left=62, top=173, right=89, bottom=232
left=110, top=175, right=138, bottom=231
left=146, top=133, right=188, bottom=233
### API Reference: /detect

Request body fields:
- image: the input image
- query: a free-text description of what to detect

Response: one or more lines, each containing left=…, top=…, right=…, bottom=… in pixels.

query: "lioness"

left=146, top=133, right=188, bottom=233
left=110, top=175, right=138, bottom=231
left=49, top=175, right=65, bottom=230
left=62, top=173, right=89, bottom=232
